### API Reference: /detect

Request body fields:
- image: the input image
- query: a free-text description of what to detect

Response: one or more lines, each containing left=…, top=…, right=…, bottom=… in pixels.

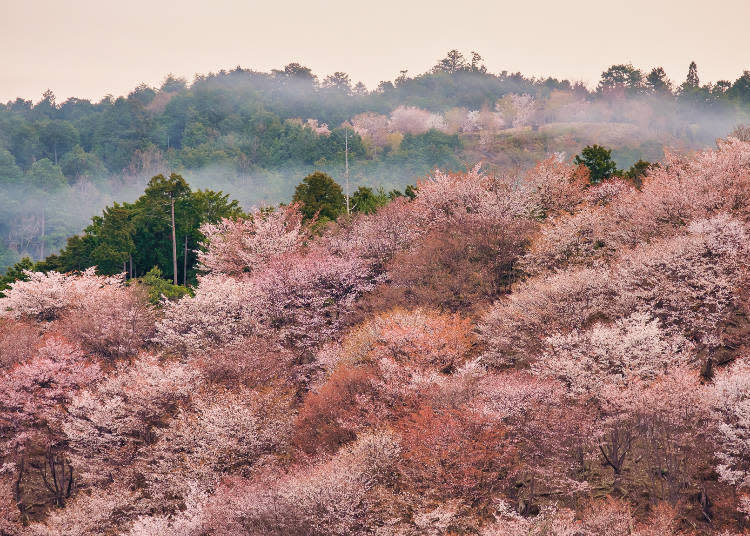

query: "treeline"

left=0, top=168, right=418, bottom=294
left=1, top=49, right=749, bottom=272
left=4, top=139, right=750, bottom=534
left=2, top=53, right=748, bottom=178
left=3, top=54, right=749, bottom=177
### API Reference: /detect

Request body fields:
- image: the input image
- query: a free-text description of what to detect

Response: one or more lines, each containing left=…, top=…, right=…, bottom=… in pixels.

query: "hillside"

left=2, top=52, right=750, bottom=272
left=1, top=137, right=750, bottom=534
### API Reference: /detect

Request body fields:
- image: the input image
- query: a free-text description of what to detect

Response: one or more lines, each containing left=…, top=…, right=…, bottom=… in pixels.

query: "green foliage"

left=1, top=53, right=749, bottom=273
left=624, top=159, right=652, bottom=188
left=393, top=130, right=462, bottom=173
left=645, top=68, right=672, bottom=94
left=384, top=183, right=418, bottom=201
left=138, top=266, right=191, bottom=304
left=38, top=120, right=79, bottom=164
left=293, top=171, right=345, bottom=221
left=678, top=61, right=711, bottom=105
left=0, top=150, right=22, bottom=184
left=575, top=145, right=620, bottom=184
left=26, top=158, right=66, bottom=192
left=49, top=173, right=242, bottom=283
left=598, top=64, right=643, bottom=94
left=59, top=145, right=106, bottom=180
left=0, top=51, right=565, bottom=188
left=0, top=257, right=34, bottom=297
left=686, top=61, right=700, bottom=88
left=729, top=71, right=750, bottom=103
left=351, top=186, right=389, bottom=214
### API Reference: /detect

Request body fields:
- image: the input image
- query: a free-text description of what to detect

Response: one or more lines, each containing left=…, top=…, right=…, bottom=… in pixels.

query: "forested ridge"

left=2, top=50, right=750, bottom=272
left=3, top=50, right=750, bottom=535
left=2, top=131, right=750, bottom=534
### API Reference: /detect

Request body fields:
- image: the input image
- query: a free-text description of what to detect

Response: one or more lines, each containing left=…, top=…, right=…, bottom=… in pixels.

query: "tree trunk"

left=39, top=207, right=45, bottom=260
left=14, top=457, right=26, bottom=521
left=170, top=196, right=177, bottom=285
left=183, top=235, right=188, bottom=286
left=345, top=128, right=350, bottom=215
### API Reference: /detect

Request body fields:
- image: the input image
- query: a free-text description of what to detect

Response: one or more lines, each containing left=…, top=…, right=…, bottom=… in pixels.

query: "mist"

left=1, top=53, right=749, bottom=272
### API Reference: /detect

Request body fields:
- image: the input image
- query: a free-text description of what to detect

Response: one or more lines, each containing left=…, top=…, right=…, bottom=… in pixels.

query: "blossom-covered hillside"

left=2, top=138, right=750, bottom=535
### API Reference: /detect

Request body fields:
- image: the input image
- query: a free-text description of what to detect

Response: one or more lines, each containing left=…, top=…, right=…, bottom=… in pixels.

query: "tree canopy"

left=575, top=144, right=620, bottom=183
left=292, top=171, right=346, bottom=222
left=38, top=173, right=242, bottom=283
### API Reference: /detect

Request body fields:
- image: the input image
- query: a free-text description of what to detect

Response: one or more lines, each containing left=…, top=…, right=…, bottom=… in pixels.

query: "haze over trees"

left=1, top=50, right=750, bottom=272
left=1, top=130, right=750, bottom=533
left=2, top=48, right=750, bottom=535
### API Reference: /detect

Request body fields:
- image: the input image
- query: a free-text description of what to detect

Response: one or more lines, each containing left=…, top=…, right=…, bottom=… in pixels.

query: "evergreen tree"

left=351, top=186, right=388, bottom=214
left=645, top=67, right=672, bottom=94
left=292, top=171, right=346, bottom=222
left=574, top=145, right=620, bottom=184
left=686, top=61, right=700, bottom=88
left=47, top=174, right=241, bottom=283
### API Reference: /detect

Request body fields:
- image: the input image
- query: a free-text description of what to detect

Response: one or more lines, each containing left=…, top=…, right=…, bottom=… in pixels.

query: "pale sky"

left=1, top=0, right=748, bottom=103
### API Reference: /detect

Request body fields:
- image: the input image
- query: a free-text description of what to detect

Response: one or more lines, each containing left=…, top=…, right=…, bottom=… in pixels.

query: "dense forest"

left=3, top=49, right=750, bottom=535
left=2, top=50, right=750, bottom=273
left=3, top=134, right=750, bottom=534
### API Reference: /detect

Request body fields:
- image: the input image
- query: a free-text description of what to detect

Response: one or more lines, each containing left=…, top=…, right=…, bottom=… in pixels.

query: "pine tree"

left=686, top=61, right=699, bottom=88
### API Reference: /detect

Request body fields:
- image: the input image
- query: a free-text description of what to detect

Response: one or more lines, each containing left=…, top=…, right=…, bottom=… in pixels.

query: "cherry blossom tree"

left=480, top=502, right=579, bottom=536
left=249, top=249, right=376, bottom=349
left=59, top=283, right=155, bottom=359
left=350, top=112, right=390, bottom=147
left=123, top=484, right=207, bottom=536
left=475, top=372, right=591, bottom=513
left=713, top=360, right=750, bottom=492
left=293, top=363, right=381, bottom=454
left=481, top=214, right=750, bottom=367
left=28, top=485, right=140, bottom=536
left=497, top=94, right=537, bottom=129
left=479, top=266, right=618, bottom=368
left=521, top=139, right=750, bottom=276
left=341, top=308, right=474, bottom=373
left=0, top=268, right=122, bottom=322
left=5, top=137, right=750, bottom=535
left=304, top=118, right=330, bottom=136
left=323, top=197, right=418, bottom=270
left=388, top=106, right=446, bottom=135
left=520, top=155, right=589, bottom=219
left=519, top=207, right=605, bottom=276
left=585, top=177, right=633, bottom=206
left=0, top=476, right=21, bottom=536
left=294, top=309, right=475, bottom=455
left=145, top=388, right=293, bottom=492
left=618, top=214, right=750, bottom=351
left=0, top=337, right=100, bottom=519
left=157, top=247, right=376, bottom=354
left=594, top=369, right=713, bottom=507
left=412, top=165, right=528, bottom=228
left=533, top=311, right=694, bottom=395
left=193, top=335, right=295, bottom=389
left=197, top=203, right=306, bottom=277
left=197, top=431, right=400, bottom=536
left=154, top=275, right=261, bottom=354
left=0, top=319, right=40, bottom=369
left=397, top=403, right=511, bottom=504
left=482, top=498, right=679, bottom=536
left=63, top=355, right=200, bottom=489
left=607, top=139, right=750, bottom=249
left=0, top=268, right=155, bottom=360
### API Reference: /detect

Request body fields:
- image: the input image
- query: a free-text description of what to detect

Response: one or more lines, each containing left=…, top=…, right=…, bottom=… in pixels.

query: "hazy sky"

left=2, top=0, right=748, bottom=103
